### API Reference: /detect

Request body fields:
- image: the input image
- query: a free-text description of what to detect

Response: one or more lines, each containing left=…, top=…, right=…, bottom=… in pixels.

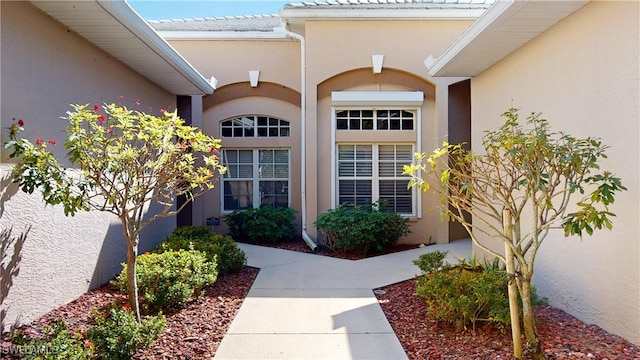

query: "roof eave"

left=428, top=0, right=590, bottom=77
left=30, top=0, right=214, bottom=95
left=280, top=8, right=488, bottom=24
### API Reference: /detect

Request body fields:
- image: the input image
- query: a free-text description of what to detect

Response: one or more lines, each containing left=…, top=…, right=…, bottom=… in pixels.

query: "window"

left=221, top=116, right=290, bottom=137
left=336, top=110, right=414, bottom=130
left=222, top=149, right=289, bottom=211
left=337, top=144, right=414, bottom=214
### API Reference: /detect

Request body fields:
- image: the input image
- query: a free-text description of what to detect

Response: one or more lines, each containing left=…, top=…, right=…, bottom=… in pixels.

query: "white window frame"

left=220, top=148, right=291, bottom=213
left=336, top=144, right=417, bottom=216
left=330, top=91, right=424, bottom=218
left=220, top=115, right=290, bottom=138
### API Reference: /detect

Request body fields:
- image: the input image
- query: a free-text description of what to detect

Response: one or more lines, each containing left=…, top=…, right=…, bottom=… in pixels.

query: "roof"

left=150, top=0, right=493, bottom=38
left=428, top=0, right=589, bottom=77
left=30, top=0, right=214, bottom=95
left=149, top=14, right=282, bottom=32
left=280, top=0, right=494, bottom=29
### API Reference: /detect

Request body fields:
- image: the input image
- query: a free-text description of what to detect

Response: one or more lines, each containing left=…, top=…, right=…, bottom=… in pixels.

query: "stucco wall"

left=1, top=2, right=177, bottom=332
left=469, top=1, right=639, bottom=344
left=167, top=18, right=474, bottom=245
left=304, top=20, right=473, bottom=244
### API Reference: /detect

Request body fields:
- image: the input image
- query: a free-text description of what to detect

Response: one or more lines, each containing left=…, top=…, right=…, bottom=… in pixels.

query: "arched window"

left=221, top=115, right=290, bottom=137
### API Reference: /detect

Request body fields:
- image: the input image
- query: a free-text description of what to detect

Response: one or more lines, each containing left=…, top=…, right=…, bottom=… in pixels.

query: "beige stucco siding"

left=305, top=20, right=473, bottom=244
left=168, top=40, right=301, bottom=91
left=469, top=1, right=639, bottom=344
left=167, top=19, right=475, bottom=245
left=1, top=2, right=176, bottom=332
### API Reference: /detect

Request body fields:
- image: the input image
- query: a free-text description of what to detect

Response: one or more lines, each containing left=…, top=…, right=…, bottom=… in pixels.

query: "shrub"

left=414, top=252, right=544, bottom=333
left=87, top=307, right=166, bottom=360
left=7, top=320, right=93, bottom=359
left=414, top=252, right=510, bottom=333
left=224, top=206, right=297, bottom=243
left=160, top=226, right=246, bottom=275
left=112, top=249, right=217, bottom=311
left=413, top=250, right=448, bottom=274
left=314, top=203, right=410, bottom=255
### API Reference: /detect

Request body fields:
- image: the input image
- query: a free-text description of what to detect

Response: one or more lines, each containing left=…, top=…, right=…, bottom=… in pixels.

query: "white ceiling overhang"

left=279, top=6, right=489, bottom=34
left=428, top=0, right=590, bottom=77
left=30, top=0, right=214, bottom=95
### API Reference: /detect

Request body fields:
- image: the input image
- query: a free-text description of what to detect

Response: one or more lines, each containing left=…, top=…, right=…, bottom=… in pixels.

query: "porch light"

left=249, top=70, right=260, bottom=87
left=372, top=54, right=384, bottom=74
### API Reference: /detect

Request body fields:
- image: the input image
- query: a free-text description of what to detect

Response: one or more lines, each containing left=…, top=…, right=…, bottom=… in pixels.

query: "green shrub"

left=87, top=307, right=166, bottom=360
left=224, top=206, right=297, bottom=243
left=160, top=226, right=246, bottom=275
left=413, top=250, right=448, bottom=274
left=414, top=252, right=544, bottom=333
left=112, top=249, right=217, bottom=311
left=7, top=320, right=93, bottom=359
left=314, top=203, right=410, bottom=255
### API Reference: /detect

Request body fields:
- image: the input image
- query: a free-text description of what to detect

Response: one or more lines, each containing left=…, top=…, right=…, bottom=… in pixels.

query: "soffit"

left=30, top=0, right=213, bottom=95
left=429, top=0, right=589, bottom=77
left=280, top=0, right=494, bottom=33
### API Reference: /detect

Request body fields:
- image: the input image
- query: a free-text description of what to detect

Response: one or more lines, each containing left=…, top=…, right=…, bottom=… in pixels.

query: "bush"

left=112, top=249, right=217, bottom=311
left=414, top=252, right=544, bottom=333
left=160, top=226, right=246, bottom=275
left=314, top=203, right=410, bottom=255
left=87, top=307, right=166, bottom=360
left=413, top=250, right=448, bottom=274
left=225, top=206, right=297, bottom=243
left=7, top=320, right=93, bottom=359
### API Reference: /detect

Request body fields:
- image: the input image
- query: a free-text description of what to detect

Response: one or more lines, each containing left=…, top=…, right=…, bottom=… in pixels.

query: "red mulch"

left=376, top=278, right=640, bottom=360
left=3, top=239, right=639, bottom=359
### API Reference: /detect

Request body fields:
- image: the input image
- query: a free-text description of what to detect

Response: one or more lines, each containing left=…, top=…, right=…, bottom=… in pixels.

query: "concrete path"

left=214, top=239, right=471, bottom=360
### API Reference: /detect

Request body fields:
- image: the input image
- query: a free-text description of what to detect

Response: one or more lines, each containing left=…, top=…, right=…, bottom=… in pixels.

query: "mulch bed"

left=3, top=239, right=639, bottom=359
left=376, top=278, right=640, bottom=359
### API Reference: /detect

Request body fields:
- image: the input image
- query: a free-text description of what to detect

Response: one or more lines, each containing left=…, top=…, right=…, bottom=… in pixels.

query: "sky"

left=128, top=0, right=292, bottom=21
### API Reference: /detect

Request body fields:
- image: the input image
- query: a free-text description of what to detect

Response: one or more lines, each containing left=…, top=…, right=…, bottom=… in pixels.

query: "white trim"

left=331, top=91, right=424, bottom=107
left=416, top=106, right=422, bottom=219
left=427, top=0, right=516, bottom=76
left=280, top=8, right=488, bottom=22
left=331, top=106, right=337, bottom=209
left=428, top=0, right=589, bottom=77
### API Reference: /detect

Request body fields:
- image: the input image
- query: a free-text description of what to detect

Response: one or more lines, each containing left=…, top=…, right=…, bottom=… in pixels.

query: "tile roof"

left=285, top=0, right=495, bottom=9
left=148, top=14, right=282, bottom=32
left=148, top=0, right=494, bottom=32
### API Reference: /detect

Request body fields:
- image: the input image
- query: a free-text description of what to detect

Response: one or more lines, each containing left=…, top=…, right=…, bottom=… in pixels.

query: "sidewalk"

left=214, top=239, right=472, bottom=360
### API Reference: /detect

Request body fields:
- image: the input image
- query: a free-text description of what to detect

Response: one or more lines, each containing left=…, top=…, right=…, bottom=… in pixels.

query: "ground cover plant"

left=404, top=108, right=627, bottom=359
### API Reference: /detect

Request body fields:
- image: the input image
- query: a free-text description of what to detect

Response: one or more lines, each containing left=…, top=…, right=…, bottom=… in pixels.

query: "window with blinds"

left=222, top=149, right=290, bottom=211
left=337, top=144, right=414, bottom=215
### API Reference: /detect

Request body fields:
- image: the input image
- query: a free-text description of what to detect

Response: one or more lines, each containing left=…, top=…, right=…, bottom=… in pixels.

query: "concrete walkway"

left=214, top=239, right=472, bottom=360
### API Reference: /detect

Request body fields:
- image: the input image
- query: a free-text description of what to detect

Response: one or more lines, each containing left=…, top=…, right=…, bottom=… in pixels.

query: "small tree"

left=4, top=102, right=226, bottom=321
left=404, top=108, right=626, bottom=359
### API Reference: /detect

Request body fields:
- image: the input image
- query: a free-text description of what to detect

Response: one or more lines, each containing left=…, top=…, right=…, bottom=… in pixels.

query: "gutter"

left=274, top=24, right=317, bottom=252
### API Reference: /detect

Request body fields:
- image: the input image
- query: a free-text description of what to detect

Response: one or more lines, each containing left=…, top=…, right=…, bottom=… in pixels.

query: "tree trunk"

left=503, top=210, right=523, bottom=359
left=520, top=277, right=544, bottom=360
left=125, top=235, right=142, bottom=323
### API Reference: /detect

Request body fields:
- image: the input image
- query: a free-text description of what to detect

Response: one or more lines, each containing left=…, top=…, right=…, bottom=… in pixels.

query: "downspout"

left=276, top=24, right=317, bottom=251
